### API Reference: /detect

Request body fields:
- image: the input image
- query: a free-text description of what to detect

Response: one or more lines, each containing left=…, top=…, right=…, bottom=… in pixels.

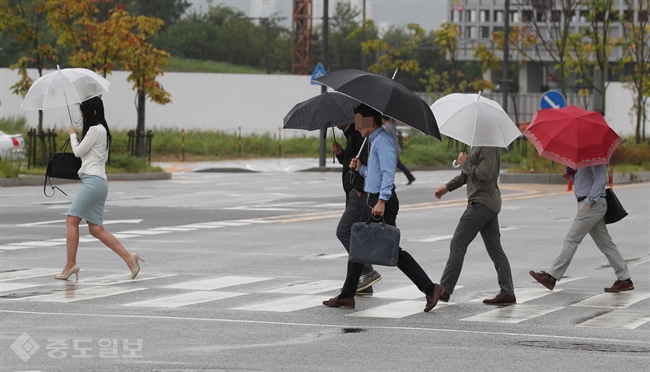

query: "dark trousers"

left=340, top=191, right=435, bottom=298
left=397, top=158, right=415, bottom=181
left=337, top=189, right=374, bottom=275
left=440, top=202, right=514, bottom=295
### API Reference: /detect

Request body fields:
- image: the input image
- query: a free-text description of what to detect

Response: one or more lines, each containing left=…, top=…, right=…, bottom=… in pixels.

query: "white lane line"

left=6, top=241, right=63, bottom=247
left=0, top=269, right=60, bottom=281
left=177, top=224, right=225, bottom=229
left=236, top=295, right=324, bottom=312
left=555, top=276, right=586, bottom=285
left=14, top=286, right=146, bottom=303
left=470, top=288, right=561, bottom=304
left=629, top=258, right=650, bottom=266
left=571, top=292, right=650, bottom=308
left=200, top=221, right=251, bottom=227
left=577, top=310, right=650, bottom=329
left=150, top=227, right=199, bottom=232
left=0, top=245, right=34, bottom=251
left=124, top=291, right=246, bottom=308
left=266, top=280, right=342, bottom=294
left=374, top=285, right=464, bottom=300
left=110, top=234, right=140, bottom=239
left=79, top=273, right=177, bottom=286
left=3, top=309, right=647, bottom=344
left=0, top=282, right=41, bottom=292
left=235, top=219, right=275, bottom=224
left=411, top=235, right=454, bottom=243
left=165, top=276, right=273, bottom=291
left=17, top=219, right=63, bottom=227
left=115, top=230, right=171, bottom=235
left=461, top=305, right=563, bottom=324
left=348, top=301, right=453, bottom=318
left=308, top=253, right=348, bottom=260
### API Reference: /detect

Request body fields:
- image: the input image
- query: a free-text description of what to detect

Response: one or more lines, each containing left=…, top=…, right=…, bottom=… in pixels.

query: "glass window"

left=466, top=26, right=476, bottom=38
left=480, top=26, right=490, bottom=38
left=452, top=10, right=462, bottom=22
left=466, top=10, right=477, bottom=22
left=480, top=10, right=490, bottom=22
left=494, top=10, right=503, bottom=22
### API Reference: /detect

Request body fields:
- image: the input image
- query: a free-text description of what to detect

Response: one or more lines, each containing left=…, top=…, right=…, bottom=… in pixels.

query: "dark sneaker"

left=529, top=270, right=556, bottom=290
left=483, top=292, right=516, bottom=305
left=604, top=279, right=634, bottom=293
left=356, top=286, right=373, bottom=296
left=358, top=271, right=381, bottom=291
left=406, top=178, right=416, bottom=185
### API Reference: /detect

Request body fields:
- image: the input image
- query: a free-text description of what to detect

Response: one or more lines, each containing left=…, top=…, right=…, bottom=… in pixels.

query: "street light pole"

left=319, top=0, right=329, bottom=167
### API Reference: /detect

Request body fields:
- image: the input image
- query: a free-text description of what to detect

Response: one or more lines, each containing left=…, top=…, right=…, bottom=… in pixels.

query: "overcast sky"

left=186, top=0, right=449, bottom=33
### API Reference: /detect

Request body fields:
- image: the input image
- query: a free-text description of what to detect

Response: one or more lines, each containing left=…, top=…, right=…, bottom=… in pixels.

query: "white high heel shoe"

left=130, top=253, right=145, bottom=279
left=55, top=265, right=80, bottom=281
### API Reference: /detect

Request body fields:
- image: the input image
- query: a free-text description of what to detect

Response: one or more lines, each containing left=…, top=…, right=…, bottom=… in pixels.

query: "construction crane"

left=291, top=0, right=312, bottom=75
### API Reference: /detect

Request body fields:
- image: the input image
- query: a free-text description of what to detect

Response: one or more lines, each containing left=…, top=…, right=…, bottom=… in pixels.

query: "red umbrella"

left=523, top=105, right=622, bottom=169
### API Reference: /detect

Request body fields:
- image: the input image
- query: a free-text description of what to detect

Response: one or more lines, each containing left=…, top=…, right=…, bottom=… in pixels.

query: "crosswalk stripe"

left=577, top=310, right=650, bottom=329
left=115, top=230, right=171, bottom=235
left=347, top=300, right=453, bottom=318
left=0, top=245, right=34, bottom=251
left=150, top=227, right=199, bottom=232
left=266, top=280, right=341, bottom=294
left=374, top=285, right=465, bottom=300
left=571, top=292, right=650, bottom=308
left=177, top=224, right=224, bottom=229
left=6, top=241, right=63, bottom=247
left=79, top=273, right=177, bottom=286
left=15, top=286, right=146, bottom=303
left=469, top=288, right=561, bottom=304
left=236, top=295, right=324, bottom=312
left=165, top=276, right=273, bottom=291
left=0, top=269, right=60, bottom=281
left=0, top=282, right=41, bottom=292
left=124, top=291, right=246, bottom=308
left=461, top=305, right=563, bottom=324
left=555, top=276, right=586, bottom=285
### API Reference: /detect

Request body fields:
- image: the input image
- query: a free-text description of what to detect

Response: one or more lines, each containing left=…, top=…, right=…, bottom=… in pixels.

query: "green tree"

left=0, top=0, right=59, bottom=165
left=120, top=0, right=190, bottom=30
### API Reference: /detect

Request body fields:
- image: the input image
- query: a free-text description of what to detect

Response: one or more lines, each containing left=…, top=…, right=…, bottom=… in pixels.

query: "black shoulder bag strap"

left=43, top=139, right=71, bottom=198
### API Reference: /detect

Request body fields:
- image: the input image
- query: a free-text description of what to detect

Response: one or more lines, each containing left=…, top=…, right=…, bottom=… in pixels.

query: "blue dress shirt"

left=568, top=164, right=608, bottom=206
left=359, top=127, right=397, bottom=201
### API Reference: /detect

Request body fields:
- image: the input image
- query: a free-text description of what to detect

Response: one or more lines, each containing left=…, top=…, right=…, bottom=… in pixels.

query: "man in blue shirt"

left=323, top=104, right=444, bottom=311
left=530, top=165, right=634, bottom=292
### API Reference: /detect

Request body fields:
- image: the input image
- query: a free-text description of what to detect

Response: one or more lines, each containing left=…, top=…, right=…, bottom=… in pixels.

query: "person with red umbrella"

left=526, top=107, right=634, bottom=293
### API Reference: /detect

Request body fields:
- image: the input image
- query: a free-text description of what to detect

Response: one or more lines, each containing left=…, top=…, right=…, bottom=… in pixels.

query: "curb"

left=0, top=172, right=172, bottom=187
left=500, top=171, right=650, bottom=185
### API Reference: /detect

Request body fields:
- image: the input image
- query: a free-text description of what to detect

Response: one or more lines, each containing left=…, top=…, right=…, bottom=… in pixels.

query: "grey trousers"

left=440, top=202, right=514, bottom=296
left=336, top=189, right=374, bottom=275
left=548, top=198, right=630, bottom=281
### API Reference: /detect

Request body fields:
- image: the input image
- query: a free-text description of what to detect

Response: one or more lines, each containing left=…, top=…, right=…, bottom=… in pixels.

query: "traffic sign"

left=540, top=90, right=566, bottom=109
left=310, top=62, right=326, bottom=85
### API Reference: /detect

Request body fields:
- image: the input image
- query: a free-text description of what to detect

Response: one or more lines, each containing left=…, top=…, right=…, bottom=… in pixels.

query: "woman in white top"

left=55, top=96, right=145, bottom=281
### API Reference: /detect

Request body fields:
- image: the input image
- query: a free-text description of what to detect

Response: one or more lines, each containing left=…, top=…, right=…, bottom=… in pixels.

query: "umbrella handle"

left=452, top=160, right=461, bottom=168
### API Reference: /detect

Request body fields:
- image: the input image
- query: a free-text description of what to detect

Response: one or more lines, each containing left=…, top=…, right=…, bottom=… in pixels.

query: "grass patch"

left=162, top=57, right=269, bottom=74
left=0, top=116, right=27, bottom=133
left=0, top=158, right=22, bottom=178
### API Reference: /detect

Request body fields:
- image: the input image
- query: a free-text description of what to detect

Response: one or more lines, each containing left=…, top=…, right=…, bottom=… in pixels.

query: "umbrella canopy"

left=523, top=105, right=622, bottom=169
left=315, top=69, right=440, bottom=139
left=21, top=66, right=110, bottom=111
left=283, top=92, right=359, bottom=130
left=430, top=92, right=522, bottom=148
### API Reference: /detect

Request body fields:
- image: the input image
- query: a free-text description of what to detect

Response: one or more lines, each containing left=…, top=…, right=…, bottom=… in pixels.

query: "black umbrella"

left=283, top=92, right=360, bottom=130
left=315, top=69, right=440, bottom=140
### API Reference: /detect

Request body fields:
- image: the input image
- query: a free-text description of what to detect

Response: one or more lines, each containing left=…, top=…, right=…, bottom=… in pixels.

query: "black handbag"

left=604, top=188, right=627, bottom=224
left=44, top=138, right=81, bottom=197
left=349, top=215, right=400, bottom=266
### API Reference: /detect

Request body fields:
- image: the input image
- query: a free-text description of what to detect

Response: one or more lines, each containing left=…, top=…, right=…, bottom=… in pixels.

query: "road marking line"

left=374, top=285, right=464, bottom=300
left=79, top=273, right=177, bottom=286
left=2, top=309, right=647, bottom=344
left=177, top=224, right=225, bottom=229
left=0, top=282, right=41, bottom=292
left=571, top=292, right=650, bottom=308
left=411, top=235, right=454, bottom=243
left=305, top=253, right=348, bottom=260
left=555, top=276, right=586, bottom=285
left=0, top=269, right=60, bottom=281
left=461, top=305, right=563, bottom=324
left=469, top=288, right=561, bottom=304
left=236, top=295, right=324, bottom=312
left=12, top=286, right=146, bottom=303
left=150, top=227, right=199, bottom=232
left=577, top=310, right=650, bottom=329
left=115, top=230, right=171, bottom=235
left=6, top=241, right=63, bottom=247
left=110, top=233, right=140, bottom=239
left=165, top=276, right=273, bottom=291
left=266, top=280, right=342, bottom=294
left=0, top=245, right=35, bottom=251
left=124, top=291, right=246, bottom=308
left=348, top=300, right=453, bottom=318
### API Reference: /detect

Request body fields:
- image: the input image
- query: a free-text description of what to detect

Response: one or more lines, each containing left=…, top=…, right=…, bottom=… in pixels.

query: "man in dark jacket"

left=333, top=124, right=380, bottom=295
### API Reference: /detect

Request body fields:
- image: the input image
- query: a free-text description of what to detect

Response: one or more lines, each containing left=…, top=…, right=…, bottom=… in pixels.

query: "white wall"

left=604, top=82, right=647, bottom=137
left=0, top=68, right=323, bottom=137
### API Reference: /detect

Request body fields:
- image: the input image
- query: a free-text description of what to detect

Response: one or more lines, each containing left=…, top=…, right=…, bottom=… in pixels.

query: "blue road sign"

left=310, top=62, right=326, bottom=85
left=540, top=90, right=566, bottom=109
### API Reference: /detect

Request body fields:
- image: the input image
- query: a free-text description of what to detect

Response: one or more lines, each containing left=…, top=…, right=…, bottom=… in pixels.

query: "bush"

left=610, top=142, right=650, bottom=167
left=0, top=158, right=22, bottom=178
left=107, top=154, right=161, bottom=173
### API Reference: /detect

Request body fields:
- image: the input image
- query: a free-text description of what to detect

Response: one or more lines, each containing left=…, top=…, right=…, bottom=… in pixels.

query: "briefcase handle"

left=366, top=214, right=387, bottom=227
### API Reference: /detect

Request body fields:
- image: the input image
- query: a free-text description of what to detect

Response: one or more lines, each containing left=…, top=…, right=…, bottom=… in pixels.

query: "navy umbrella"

left=315, top=69, right=440, bottom=140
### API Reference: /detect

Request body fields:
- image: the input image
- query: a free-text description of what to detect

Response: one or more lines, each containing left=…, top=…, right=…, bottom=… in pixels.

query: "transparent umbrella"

left=21, top=65, right=110, bottom=111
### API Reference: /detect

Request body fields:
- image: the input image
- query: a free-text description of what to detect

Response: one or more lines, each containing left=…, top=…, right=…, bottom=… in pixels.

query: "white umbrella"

left=430, top=92, right=521, bottom=148
left=20, top=65, right=110, bottom=111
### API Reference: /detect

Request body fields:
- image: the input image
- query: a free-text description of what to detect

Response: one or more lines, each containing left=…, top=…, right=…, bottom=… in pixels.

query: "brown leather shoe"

left=483, top=292, right=516, bottom=305
left=323, top=296, right=355, bottom=309
left=439, top=291, right=450, bottom=302
left=529, top=270, right=556, bottom=290
left=604, top=279, right=634, bottom=293
left=424, top=284, right=445, bottom=312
